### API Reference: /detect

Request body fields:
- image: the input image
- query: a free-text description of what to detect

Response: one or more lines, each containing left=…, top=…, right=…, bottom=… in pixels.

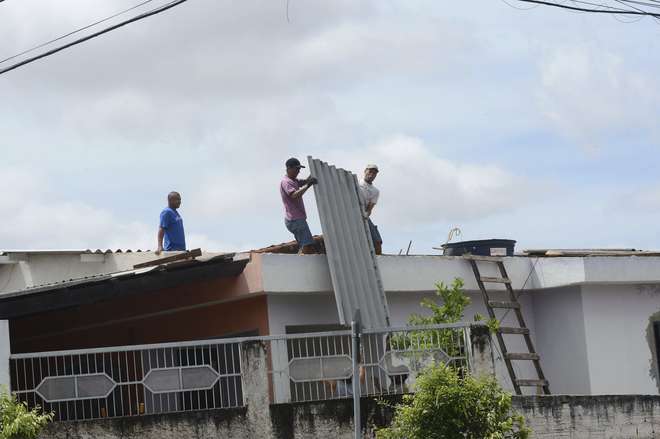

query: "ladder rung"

left=516, top=379, right=548, bottom=387
left=498, top=327, right=529, bottom=335
left=506, top=353, right=540, bottom=361
left=488, top=301, right=520, bottom=309
left=463, top=255, right=503, bottom=262
left=480, top=276, right=511, bottom=284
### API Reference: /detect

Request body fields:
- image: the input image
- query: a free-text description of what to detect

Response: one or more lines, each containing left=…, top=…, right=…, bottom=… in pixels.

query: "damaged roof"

left=0, top=252, right=250, bottom=320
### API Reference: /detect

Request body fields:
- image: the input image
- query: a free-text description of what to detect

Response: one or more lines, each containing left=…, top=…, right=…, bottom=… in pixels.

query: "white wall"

left=267, top=295, right=341, bottom=335
left=262, top=254, right=549, bottom=294
left=532, top=286, right=590, bottom=395
left=581, top=284, right=660, bottom=395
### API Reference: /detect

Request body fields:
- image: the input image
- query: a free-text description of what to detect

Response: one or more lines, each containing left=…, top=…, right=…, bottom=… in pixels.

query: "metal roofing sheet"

left=0, top=249, right=150, bottom=255
left=0, top=253, right=250, bottom=319
left=1, top=253, right=245, bottom=299
left=308, top=156, right=390, bottom=328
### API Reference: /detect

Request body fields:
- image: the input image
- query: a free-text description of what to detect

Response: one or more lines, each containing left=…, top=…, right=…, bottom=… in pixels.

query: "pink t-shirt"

left=280, top=176, right=307, bottom=220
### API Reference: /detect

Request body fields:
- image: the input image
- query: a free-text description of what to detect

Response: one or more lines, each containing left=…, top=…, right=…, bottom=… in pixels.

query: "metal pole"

left=352, top=310, right=361, bottom=439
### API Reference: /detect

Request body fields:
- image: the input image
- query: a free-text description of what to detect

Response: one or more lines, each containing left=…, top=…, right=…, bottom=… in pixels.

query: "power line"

left=517, top=0, right=660, bottom=16
left=0, top=0, right=189, bottom=76
left=500, top=0, right=540, bottom=10
left=0, top=0, right=159, bottom=65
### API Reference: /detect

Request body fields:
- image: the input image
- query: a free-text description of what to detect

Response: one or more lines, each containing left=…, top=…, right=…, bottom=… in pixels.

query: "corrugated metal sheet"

left=0, top=249, right=150, bottom=255
left=1, top=253, right=246, bottom=298
left=308, top=156, right=390, bottom=328
left=0, top=253, right=250, bottom=319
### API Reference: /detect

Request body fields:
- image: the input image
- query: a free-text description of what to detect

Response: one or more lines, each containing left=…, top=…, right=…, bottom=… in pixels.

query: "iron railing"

left=267, top=323, right=473, bottom=403
left=10, top=323, right=475, bottom=421
left=10, top=339, right=243, bottom=421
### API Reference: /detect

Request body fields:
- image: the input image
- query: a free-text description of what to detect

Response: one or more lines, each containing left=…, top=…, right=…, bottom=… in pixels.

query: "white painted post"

left=352, top=310, right=362, bottom=439
left=270, top=339, right=291, bottom=403
left=0, top=320, right=10, bottom=390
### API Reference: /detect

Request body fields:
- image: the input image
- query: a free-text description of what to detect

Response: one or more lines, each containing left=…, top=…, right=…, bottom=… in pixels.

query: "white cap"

left=365, top=164, right=379, bottom=171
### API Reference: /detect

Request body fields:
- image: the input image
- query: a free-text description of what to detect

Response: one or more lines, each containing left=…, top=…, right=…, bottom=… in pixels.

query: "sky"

left=1, top=0, right=660, bottom=254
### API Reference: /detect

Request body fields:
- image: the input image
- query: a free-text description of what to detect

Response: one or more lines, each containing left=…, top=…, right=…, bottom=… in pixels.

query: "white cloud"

left=324, top=135, right=538, bottom=226
left=2, top=1, right=660, bottom=254
left=0, top=168, right=235, bottom=251
left=538, top=44, right=660, bottom=150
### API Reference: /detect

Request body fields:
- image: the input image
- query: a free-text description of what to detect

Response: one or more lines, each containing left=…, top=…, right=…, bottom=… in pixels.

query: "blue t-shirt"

left=159, top=207, right=186, bottom=251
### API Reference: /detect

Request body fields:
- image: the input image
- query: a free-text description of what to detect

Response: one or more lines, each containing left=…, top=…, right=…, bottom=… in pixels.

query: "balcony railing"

left=10, top=323, right=476, bottom=421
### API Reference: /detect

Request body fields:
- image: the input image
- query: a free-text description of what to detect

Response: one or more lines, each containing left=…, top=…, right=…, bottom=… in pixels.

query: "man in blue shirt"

left=156, top=191, right=186, bottom=254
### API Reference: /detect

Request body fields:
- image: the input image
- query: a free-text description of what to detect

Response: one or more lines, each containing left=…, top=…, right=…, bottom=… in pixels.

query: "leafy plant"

left=409, top=278, right=470, bottom=326
left=474, top=313, right=501, bottom=333
left=398, top=278, right=471, bottom=357
left=376, top=363, right=530, bottom=439
left=0, top=389, right=52, bottom=439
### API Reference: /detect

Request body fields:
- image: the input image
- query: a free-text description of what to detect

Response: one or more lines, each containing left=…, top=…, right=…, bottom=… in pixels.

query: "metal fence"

left=10, top=323, right=475, bottom=421
left=10, top=339, right=243, bottom=422
left=267, top=323, right=473, bottom=403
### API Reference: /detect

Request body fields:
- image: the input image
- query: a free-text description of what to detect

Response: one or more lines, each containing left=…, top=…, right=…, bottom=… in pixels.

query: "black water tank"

left=441, top=239, right=516, bottom=257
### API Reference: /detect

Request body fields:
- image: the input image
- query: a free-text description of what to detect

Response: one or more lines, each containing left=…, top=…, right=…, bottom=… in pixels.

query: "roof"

left=252, top=236, right=325, bottom=254
left=0, top=252, right=250, bottom=319
left=522, top=249, right=660, bottom=257
left=1, top=249, right=150, bottom=255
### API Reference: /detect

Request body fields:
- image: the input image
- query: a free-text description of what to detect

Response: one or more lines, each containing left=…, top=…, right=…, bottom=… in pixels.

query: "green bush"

left=408, top=278, right=470, bottom=327
left=377, top=363, right=529, bottom=439
left=0, top=389, right=52, bottom=439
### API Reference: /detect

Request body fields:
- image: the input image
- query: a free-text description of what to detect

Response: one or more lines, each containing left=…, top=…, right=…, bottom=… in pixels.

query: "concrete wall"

left=581, top=284, right=660, bottom=395
left=261, top=254, right=540, bottom=294
left=532, top=286, right=591, bottom=395
left=34, top=334, right=660, bottom=438
left=516, top=395, right=660, bottom=438
left=39, top=395, right=660, bottom=439
left=260, top=254, right=660, bottom=296
left=267, top=294, right=340, bottom=335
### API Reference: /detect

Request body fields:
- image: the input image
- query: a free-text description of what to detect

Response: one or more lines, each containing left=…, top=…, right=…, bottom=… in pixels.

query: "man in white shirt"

left=359, top=164, right=382, bottom=255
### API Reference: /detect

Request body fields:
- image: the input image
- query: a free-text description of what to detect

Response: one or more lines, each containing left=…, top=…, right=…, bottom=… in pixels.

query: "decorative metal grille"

left=10, top=323, right=476, bottom=421
left=268, top=323, right=473, bottom=403
left=11, top=341, right=243, bottom=421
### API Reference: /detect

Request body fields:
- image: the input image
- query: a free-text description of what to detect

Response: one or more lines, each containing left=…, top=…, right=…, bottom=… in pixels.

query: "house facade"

left=1, top=249, right=660, bottom=398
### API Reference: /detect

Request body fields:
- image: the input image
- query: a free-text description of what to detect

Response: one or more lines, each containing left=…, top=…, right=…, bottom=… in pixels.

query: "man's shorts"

left=285, top=218, right=314, bottom=248
left=367, top=218, right=382, bottom=245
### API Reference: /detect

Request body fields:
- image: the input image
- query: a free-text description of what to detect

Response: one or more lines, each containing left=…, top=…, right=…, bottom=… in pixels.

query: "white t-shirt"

left=359, top=181, right=380, bottom=207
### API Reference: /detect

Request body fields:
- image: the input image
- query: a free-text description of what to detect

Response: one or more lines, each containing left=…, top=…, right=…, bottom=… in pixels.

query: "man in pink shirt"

left=280, top=157, right=318, bottom=254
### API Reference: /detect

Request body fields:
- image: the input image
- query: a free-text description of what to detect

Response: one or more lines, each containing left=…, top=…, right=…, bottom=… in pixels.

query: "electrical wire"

left=0, top=0, right=159, bottom=65
left=0, top=0, right=189, bottom=76
left=613, top=0, right=650, bottom=21
left=487, top=257, right=540, bottom=393
left=517, top=0, right=660, bottom=16
left=500, top=0, right=540, bottom=10
left=498, top=257, right=539, bottom=324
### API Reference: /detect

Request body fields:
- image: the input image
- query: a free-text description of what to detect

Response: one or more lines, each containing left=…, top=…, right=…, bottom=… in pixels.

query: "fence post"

left=0, top=321, right=10, bottom=390
left=352, top=309, right=362, bottom=439
left=469, top=325, right=496, bottom=378
left=240, top=340, right=274, bottom=439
